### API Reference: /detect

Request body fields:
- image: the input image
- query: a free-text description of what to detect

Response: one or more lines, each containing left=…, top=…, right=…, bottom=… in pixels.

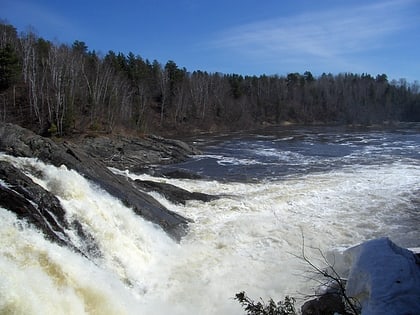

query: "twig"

left=298, top=234, right=360, bottom=315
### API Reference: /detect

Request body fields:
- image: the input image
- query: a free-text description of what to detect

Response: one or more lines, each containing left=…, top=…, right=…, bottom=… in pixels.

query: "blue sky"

left=1, top=0, right=419, bottom=81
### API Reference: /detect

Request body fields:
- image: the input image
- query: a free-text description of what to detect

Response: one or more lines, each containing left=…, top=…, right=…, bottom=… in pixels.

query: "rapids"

left=1, top=125, right=419, bottom=314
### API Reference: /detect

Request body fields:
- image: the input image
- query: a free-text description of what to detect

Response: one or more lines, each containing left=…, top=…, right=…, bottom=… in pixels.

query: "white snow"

left=333, top=237, right=420, bottom=315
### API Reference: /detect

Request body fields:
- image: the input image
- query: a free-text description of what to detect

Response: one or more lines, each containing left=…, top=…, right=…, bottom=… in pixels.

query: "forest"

left=1, top=21, right=419, bottom=136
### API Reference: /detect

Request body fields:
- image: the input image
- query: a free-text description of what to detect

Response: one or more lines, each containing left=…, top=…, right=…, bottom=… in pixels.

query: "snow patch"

left=332, top=238, right=420, bottom=314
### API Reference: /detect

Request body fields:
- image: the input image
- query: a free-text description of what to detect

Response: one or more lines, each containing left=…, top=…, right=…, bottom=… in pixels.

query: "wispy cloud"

left=210, top=0, right=417, bottom=72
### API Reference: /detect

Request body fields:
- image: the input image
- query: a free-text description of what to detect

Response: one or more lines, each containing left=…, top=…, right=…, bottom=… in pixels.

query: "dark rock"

left=0, top=160, right=101, bottom=258
left=129, top=167, right=204, bottom=180
left=71, top=220, right=101, bottom=258
left=135, top=179, right=218, bottom=205
left=73, top=133, right=200, bottom=170
left=301, top=293, right=347, bottom=315
left=0, top=160, right=72, bottom=247
left=160, top=169, right=204, bottom=180
left=0, top=122, right=190, bottom=241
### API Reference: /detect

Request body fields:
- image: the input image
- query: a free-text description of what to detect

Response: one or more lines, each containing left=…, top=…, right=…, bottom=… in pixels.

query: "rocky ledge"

left=72, top=133, right=200, bottom=171
left=0, top=160, right=100, bottom=258
left=0, top=123, right=206, bottom=244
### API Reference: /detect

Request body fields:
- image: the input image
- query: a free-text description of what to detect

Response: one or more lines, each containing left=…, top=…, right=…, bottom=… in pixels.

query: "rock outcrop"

left=0, top=160, right=100, bottom=257
left=0, top=160, right=71, bottom=246
left=134, top=179, right=218, bottom=205
left=0, top=122, right=190, bottom=241
left=72, top=134, right=200, bottom=170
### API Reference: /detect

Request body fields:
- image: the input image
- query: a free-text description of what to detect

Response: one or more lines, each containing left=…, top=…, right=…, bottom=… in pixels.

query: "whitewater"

left=1, top=125, right=419, bottom=314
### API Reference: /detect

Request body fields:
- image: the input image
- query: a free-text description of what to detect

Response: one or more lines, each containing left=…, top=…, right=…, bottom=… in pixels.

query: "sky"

left=1, top=0, right=420, bottom=81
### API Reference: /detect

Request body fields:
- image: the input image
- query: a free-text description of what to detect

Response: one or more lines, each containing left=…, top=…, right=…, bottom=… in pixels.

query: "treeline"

left=1, top=22, right=419, bottom=136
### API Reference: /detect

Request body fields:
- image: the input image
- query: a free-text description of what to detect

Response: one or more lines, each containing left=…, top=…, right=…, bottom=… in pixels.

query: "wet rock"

left=0, top=160, right=71, bottom=247
left=0, top=122, right=190, bottom=240
left=160, top=169, right=204, bottom=180
left=71, top=220, right=102, bottom=258
left=135, top=179, right=218, bottom=205
left=0, top=160, right=102, bottom=258
left=130, top=167, right=204, bottom=180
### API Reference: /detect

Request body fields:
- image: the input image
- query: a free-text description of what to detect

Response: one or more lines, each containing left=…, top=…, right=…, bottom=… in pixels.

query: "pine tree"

left=0, top=43, right=20, bottom=92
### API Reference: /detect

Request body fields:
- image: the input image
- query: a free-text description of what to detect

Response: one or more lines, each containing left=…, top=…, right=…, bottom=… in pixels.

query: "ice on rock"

left=341, top=238, right=420, bottom=315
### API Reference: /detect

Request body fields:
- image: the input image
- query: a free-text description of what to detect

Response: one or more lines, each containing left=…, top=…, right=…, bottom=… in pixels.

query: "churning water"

left=1, top=124, right=419, bottom=314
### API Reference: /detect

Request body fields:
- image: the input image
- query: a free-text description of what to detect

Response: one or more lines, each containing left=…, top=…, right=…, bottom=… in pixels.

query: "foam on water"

left=0, top=155, right=176, bottom=314
left=0, top=150, right=419, bottom=314
left=0, top=208, right=144, bottom=315
left=124, top=161, right=420, bottom=313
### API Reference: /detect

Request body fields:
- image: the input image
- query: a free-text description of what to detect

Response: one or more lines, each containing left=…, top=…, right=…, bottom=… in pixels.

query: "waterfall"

left=1, top=128, right=419, bottom=314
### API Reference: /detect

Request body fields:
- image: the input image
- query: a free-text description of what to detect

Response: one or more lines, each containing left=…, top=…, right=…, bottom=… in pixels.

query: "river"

left=1, top=124, right=419, bottom=314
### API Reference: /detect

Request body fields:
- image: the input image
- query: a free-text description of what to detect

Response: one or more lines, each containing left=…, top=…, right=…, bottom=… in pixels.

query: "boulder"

left=0, top=123, right=190, bottom=240
left=301, top=293, right=347, bottom=315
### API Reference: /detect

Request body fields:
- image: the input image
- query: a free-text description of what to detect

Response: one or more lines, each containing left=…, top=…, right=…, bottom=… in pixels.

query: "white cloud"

left=210, top=0, right=417, bottom=72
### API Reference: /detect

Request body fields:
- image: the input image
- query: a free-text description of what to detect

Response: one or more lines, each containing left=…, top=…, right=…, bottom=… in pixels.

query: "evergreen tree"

left=0, top=43, right=20, bottom=92
left=0, top=21, right=419, bottom=135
